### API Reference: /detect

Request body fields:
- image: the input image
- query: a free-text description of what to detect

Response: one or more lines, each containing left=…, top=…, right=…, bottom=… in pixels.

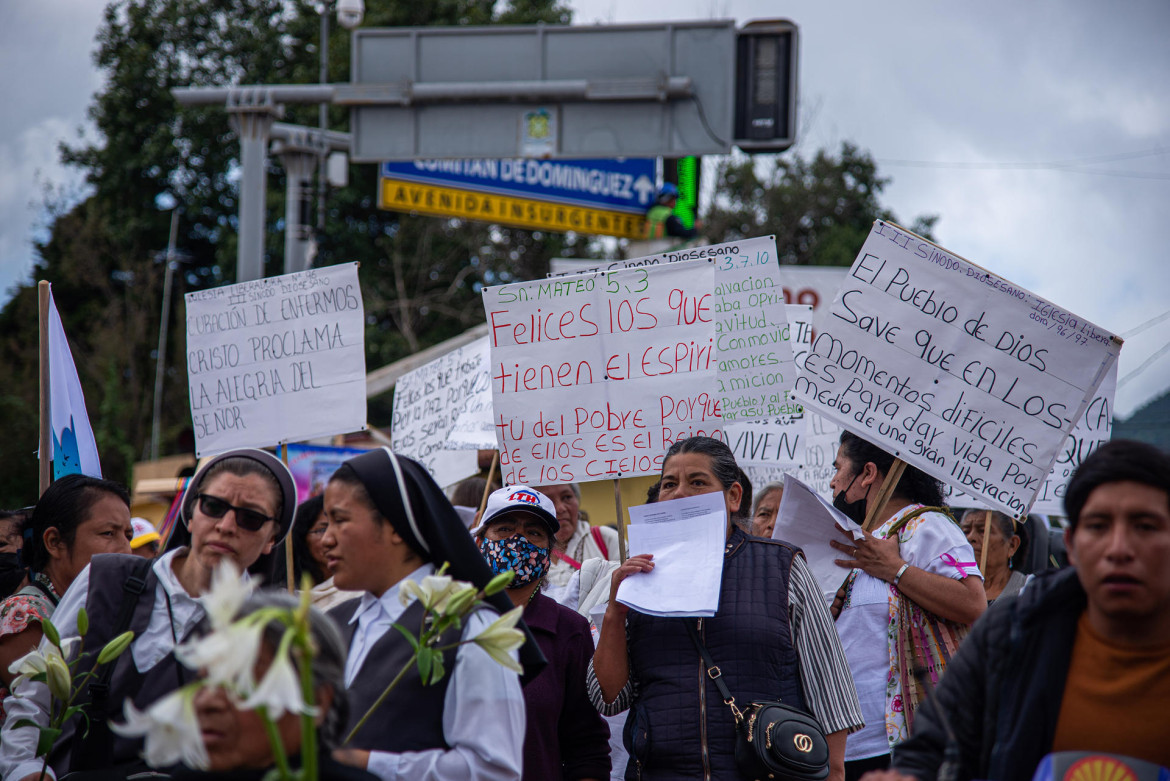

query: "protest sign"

left=185, top=264, right=366, bottom=457
left=550, top=237, right=798, bottom=422
left=794, top=221, right=1122, bottom=518
left=286, top=443, right=370, bottom=499
left=483, top=260, right=718, bottom=485
left=741, top=413, right=843, bottom=500
left=392, top=337, right=488, bottom=488
left=443, top=337, right=497, bottom=451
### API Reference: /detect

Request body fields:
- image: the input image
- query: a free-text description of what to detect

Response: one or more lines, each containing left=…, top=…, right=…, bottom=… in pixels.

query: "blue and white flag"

left=48, top=290, right=102, bottom=478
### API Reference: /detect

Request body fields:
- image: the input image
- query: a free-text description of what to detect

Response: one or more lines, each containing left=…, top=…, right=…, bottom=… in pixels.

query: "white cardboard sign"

left=185, top=263, right=367, bottom=457
left=794, top=221, right=1121, bottom=518
left=391, top=338, right=487, bottom=488
left=484, top=261, right=718, bottom=485
left=551, top=237, right=798, bottom=423
left=443, top=337, right=497, bottom=451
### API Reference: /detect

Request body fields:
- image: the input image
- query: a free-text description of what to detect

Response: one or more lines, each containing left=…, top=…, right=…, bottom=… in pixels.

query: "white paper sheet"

left=627, top=491, right=726, bottom=525
left=617, top=511, right=725, bottom=617
left=772, top=473, right=865, bottom=601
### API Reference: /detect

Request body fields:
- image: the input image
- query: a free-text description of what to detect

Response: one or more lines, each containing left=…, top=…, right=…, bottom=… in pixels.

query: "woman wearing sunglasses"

left=0, top=448, right=297, bottom=781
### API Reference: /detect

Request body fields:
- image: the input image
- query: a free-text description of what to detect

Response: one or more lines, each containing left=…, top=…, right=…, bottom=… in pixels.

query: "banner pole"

left=477, top=451, right=499, bottom=522
left=613, top=478, right=627, bottom=563
left=38, top=282, right=51, bottom=497
left=282, top=442, right=295, bottom=593
left=980, top=510, right=993, bottom=575
left=862, top=458, right=907, bottom=533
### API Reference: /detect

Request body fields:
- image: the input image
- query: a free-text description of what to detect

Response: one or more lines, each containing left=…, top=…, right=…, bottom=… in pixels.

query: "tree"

left=0, top=0, right=576, bottom=505
left=702, top=142, right=938, bottom=266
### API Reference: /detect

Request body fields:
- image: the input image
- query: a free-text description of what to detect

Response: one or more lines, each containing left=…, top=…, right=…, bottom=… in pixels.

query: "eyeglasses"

left=196, top=493, right=277, bottom=532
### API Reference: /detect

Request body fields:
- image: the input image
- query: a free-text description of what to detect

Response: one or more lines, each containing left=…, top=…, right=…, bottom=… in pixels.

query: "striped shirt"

left=587, top=554, right=865, bottom=735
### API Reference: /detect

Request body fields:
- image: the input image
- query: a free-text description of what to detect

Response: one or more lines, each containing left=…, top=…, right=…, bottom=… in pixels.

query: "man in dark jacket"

left=880, top=439, right=1170, bottom=781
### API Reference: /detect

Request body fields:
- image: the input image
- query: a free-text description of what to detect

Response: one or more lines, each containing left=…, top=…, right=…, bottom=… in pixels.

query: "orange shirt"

left=1052, top=613, right=1170, bottom=767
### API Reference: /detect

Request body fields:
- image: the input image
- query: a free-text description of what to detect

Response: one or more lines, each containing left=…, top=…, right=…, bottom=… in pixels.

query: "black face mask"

left=0, top=552, right=27, bottom=600
left=832, top=472, right=868, bottom=526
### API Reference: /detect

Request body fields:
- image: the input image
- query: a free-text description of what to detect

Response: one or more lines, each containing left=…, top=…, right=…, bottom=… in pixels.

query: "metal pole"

left=227, top=90, right=278, bottom=283
left=274, top=140, right=318, bottom=274
left=318, top=3, right=329, bottom=236
left=151, top=208, right=180, bottom=461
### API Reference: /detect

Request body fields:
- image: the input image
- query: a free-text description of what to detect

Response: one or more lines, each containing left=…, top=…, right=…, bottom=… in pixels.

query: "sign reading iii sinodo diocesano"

left=185, top=264, right=367, bottom=456
left=793, top=222, right=1121, bottom=518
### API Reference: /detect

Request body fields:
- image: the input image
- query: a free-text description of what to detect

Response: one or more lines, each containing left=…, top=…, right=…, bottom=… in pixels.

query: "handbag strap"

left=590, top=525, right=609, bottom=559
left=684, top=620, right=744, bottom=724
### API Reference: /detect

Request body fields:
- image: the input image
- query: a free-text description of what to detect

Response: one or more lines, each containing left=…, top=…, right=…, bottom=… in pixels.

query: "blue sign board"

left=380, top=157, right=657, bottom=214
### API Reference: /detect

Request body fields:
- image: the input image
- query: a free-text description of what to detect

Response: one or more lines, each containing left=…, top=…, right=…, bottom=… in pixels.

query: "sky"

left=1, top=0, right=1168, bottom=420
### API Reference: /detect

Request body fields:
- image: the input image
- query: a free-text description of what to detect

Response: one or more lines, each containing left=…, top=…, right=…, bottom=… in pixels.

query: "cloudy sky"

left=2, top=0, right=1167, bottom=419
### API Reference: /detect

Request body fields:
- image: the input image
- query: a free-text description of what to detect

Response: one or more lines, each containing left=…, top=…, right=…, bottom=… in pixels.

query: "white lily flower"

left=175, top=620, right=265, bottom=693
left=400, top=574, right=478, bottom=615
left=9, top=636, right=81, bottom=692
left=471, top=606, right=525, bottom=674
left=238, top=635, right=315, bottom=719
left=111, top=684, right=209, bottom=770
left=201, top=560, right=253, bottom=631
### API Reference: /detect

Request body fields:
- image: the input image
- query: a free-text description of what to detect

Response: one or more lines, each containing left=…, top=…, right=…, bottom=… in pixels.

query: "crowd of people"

left=0, top=432, right=1166, bottom=781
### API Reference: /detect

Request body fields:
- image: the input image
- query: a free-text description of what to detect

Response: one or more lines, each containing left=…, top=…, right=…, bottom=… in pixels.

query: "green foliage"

left=703, top=142, right=938, bottom=266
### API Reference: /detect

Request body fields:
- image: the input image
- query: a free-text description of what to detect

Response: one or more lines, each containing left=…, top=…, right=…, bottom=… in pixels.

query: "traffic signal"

left=734, top=20, right=799, bottom=153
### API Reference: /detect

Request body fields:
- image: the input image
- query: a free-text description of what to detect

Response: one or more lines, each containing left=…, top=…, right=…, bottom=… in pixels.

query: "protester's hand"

left=831, top=526, right=905, bottom=582
left=333, top=748, right=371, bottom=769
left=607, top=554, right=655, bottom=615
left=830, top=582, right=848, bottom=619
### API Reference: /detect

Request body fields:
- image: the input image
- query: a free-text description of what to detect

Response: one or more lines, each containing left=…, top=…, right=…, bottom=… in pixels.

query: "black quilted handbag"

left=687, top=622, right=830, bottom=781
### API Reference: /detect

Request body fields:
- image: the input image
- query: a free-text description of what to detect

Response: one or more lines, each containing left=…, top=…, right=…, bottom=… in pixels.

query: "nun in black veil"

left=321, top=447, right=544, bottom=781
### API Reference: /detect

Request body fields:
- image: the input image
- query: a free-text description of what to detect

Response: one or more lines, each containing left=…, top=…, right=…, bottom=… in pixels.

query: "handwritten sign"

left=550, top=237, right=797, bottom=422
left=484, top=261, right=718, bottom=485
left=794, top=221, right=1121, bottom=518
left=185, top=264, right=366, bottom=457
left=392, top=338, right=487, bottom=488
left=443, top=337, right=497, bottom=451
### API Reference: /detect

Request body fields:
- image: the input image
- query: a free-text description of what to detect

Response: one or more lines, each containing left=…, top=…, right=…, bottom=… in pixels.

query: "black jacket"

left=891, top=567, right=1086, bottom=781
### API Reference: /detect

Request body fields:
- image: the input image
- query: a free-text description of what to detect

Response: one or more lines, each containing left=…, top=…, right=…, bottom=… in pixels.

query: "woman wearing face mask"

left=321, top=448, right=543, bottom=781
left=825, top=431, right=986, bottom=781
left=0, top=481, right=132, bottom=731
left=591, top=437, right=863, bottom=781
left=474, top=486, right=610, bottom=781
left=0, top=449, right=295, bottom=781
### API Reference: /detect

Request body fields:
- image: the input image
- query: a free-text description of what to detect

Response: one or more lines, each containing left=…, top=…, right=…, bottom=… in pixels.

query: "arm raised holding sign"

left=826, top=431, right=986, bottom=771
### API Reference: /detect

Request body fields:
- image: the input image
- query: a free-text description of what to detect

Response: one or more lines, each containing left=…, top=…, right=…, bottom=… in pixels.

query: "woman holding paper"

left=827, top=431, right=986, bottom=780
left=589, top=436, right=863, bottom=781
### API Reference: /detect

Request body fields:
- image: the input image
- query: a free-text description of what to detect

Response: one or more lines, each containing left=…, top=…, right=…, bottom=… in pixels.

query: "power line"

left=1121, top=309, right=1170, bottom=339
left=876, top=145, right=1170, bottom=180
left=1118, top=340, right=1170, bottom=389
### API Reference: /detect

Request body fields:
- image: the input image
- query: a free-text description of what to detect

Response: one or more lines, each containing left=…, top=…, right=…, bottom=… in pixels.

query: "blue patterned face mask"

left=479, top=534, right=551, bottom=588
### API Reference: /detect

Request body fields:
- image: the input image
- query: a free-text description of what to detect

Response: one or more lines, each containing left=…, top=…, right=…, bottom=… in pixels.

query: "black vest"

left=55, top=553, right=194, bottom=774
left=624, top=528, right=805, bottom=780
left=329, top=597, right=464, bottom=752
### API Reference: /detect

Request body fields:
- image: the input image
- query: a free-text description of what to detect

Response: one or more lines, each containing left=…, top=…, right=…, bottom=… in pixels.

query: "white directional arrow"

left=633, top=175, right=655, bottom=205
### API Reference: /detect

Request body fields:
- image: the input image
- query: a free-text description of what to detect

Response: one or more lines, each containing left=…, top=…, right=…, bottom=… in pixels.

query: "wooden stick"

left=38, top=282, right=51, bottom=497
left=282, top=443, right=295, bottom=594
left=613, top=478, right=627, bottom=563
left=863, top=458, right=907, bottom=532
left=979, top=510, right=993, bottom=574
left=477, top=451, right=499, bottom=521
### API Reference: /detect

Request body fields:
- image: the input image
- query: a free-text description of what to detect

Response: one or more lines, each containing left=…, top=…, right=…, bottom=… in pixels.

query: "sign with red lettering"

left=184, top=263, right=367, bottom=457
left=483, top=261, right=718, bottom=484
left=794, top=221, right=1122, bottom=518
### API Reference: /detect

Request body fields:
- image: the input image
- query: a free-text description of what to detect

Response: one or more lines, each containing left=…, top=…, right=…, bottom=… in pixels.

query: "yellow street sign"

left=378, top=177, right=647, bottom=239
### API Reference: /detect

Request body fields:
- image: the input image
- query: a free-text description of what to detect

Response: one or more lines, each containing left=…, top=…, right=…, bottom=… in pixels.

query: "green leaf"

left=416, top=648, right=433, bottom=684
left=41, top=619, right=61, bottom=650
left=35, top=726, right=62, bottom=757
left=429, top=654, right=446, bottom=686
left=391, top=622, right=421, bottom=654
left=76, top=607, right=89, bottom=637
left=96, top=631, right=135, bottom=665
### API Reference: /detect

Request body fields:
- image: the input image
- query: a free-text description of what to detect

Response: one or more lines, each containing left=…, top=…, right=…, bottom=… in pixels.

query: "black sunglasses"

left=196, top=493, right=277, bottom=532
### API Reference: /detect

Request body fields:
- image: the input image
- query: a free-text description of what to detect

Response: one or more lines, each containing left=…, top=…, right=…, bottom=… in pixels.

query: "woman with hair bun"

left=0, top=476, right=132, bottom=729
